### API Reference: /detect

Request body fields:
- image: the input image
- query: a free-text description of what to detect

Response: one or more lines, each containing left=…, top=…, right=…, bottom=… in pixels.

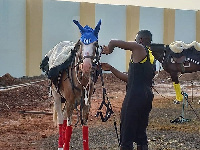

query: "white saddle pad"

left=169, top=41, right=200, bottom=53
left=45, top=41, right=75, bottom=69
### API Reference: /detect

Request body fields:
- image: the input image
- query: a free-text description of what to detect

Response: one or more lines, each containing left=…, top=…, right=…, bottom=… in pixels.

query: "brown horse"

left=150, top=42, right=200, bottom=102
left=40, top=20, right=102, bottom=150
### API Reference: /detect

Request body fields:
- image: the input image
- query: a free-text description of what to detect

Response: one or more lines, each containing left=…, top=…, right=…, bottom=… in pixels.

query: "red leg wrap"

left=62, top=120, right=67, bottom=142
left=64, top=126, right=72, bottom=150
left=82, top=126, right=89, bottom=150
left=58, top=124, right=64, bottom=148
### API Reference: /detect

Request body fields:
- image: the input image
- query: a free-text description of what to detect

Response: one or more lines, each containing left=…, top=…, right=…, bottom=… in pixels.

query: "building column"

left=126, top=5, right=140, bottom=71
left=26, top=0, right=43, bottom=76
left=163, top=8, right=175, bottom=45
left=80, top=2, right=95, bottom=28
left=196, top=10, right=200, bottom=42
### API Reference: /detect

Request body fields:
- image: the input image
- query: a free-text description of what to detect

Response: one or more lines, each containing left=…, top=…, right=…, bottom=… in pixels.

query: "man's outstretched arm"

left=101, top=63, right=128, bottom=83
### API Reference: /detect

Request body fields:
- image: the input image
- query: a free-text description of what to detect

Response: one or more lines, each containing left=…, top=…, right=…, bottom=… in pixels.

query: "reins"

left=92, top=44, right=115, bottom=122
left=94, top=45, right=120, bottom=146
left=95, top=65, right=120, bottom=146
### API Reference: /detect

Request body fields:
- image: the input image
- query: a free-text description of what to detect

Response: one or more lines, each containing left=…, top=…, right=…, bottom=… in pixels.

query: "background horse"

left=150, top=42, right=200, bottom=103
left=40, top=20, right=102, bottom=150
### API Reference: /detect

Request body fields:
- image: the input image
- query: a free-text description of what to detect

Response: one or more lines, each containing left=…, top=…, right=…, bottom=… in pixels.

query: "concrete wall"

left=0, top=0, right=26, bottom=77
left=175, top=10, right=196, bottom=42
left=140, top=7, right=164, bottom=44
left=0, top=0, right=199, bottom=77
left=96, top=4, right=126, bottom=72
left=42, top=0, right=80, bottom=57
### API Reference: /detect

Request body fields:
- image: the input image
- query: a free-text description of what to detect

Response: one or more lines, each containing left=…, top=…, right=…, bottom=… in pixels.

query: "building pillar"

left=163, top=8, right=175, bottom=45
left=126, top=5, right=140, bottom=71
left=196, top=10, right=200, bottom=42
left=26, top=0, right=43, bottom=76
left=80, top=2, right=95, bottom=28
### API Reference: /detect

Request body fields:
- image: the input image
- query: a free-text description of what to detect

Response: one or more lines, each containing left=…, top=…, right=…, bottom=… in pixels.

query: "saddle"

left=169, top=41, right=200, bottom=65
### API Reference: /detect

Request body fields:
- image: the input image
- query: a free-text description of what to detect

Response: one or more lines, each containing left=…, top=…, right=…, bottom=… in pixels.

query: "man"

left=101, top=30, right=155, bottom=150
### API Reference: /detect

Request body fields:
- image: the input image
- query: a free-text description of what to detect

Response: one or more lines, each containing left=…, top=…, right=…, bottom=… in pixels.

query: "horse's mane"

left=169, top=41, right=200, bottom=53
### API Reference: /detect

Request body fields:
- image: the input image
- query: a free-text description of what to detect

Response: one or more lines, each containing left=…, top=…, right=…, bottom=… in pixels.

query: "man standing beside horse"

left=101, top=30, right=155, bottom=150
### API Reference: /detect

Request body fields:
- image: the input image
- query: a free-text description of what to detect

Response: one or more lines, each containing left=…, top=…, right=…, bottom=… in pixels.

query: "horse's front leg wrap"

left=82, top=126, right=89, bottom=150
left=64, top=126, right=72, bottom=150
left=58, top=124, right=64, bottom=148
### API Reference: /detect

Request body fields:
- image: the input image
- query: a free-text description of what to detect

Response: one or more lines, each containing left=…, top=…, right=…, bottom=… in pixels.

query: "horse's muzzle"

left=81, top=58, right=92, bottom=73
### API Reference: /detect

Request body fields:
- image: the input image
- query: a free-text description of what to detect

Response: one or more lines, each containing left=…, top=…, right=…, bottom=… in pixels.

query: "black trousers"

left=120, top=89, right=153, bottom=149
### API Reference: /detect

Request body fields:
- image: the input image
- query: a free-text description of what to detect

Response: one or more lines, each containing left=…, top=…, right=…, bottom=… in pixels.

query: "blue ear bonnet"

left=73, top=20, right=101, bottom=45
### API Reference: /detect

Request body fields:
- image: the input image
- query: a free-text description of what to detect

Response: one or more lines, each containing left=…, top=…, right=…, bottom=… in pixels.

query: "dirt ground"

left=0, top=71, right=200, bottom=150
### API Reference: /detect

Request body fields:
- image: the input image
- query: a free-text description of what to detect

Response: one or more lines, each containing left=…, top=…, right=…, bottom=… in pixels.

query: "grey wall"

left=96, top=4, right=126, bottom=72
left=175, top=10, right=196, bottom=43
left=42, top=0, right=80, bottom=57
left=0, top=0, right=26, bottom=77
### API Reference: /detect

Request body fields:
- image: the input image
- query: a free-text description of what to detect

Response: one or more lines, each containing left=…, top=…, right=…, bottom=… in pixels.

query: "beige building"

left=0, top=0, right=200, bottom=77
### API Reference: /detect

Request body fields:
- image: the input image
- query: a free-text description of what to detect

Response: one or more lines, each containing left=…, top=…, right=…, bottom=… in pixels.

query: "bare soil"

left=0, top=71, right=200, bottom=150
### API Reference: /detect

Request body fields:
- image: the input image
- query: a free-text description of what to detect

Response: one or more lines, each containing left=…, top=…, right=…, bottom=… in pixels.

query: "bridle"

left=71, top=40, right=115, bottom=121
left=72, top=40, right=102, bottom=86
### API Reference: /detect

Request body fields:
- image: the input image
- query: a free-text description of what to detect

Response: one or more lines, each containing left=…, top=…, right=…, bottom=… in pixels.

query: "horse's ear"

left=73, top=20, right=85, bottom=34
left=93, top=19, right=101, bottom=38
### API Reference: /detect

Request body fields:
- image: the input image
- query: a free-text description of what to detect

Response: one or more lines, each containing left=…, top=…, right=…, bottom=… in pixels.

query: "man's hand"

left=102, top=46, right=110, bottom=55
left=102, top=45, right=114, bottom=55
left=101, top=63, right=112, bottom=71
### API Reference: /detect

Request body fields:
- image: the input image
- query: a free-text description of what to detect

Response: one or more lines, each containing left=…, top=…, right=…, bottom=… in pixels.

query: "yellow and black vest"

left=127, top=46, right=155, bottom=91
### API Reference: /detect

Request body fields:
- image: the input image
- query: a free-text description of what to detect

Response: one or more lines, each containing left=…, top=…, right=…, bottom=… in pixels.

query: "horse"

left=40, top=19, right=102, bottom=150
left=150, top=41, right=200, bottom=103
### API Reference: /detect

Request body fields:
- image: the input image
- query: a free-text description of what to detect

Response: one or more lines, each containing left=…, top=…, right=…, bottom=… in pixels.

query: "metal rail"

left=0, top=79, right=47, bottom=91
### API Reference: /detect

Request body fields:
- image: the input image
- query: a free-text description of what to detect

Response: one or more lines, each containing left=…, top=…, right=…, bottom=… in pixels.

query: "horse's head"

left=150, top=43, right=166, bottom=63
left=73, top=20, right=101, bottom=74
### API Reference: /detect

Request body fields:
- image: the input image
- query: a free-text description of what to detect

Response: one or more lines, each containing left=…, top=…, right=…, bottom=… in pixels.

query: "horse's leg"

left=82, top=102, right=90, bottom=150
left=62, top=76, right=75, bottom=150
left=170, top=72, right=183, bottom=102
left=82, top=84, right=93, bottom=150
left=52, top=89, right=64, bottom=150
left=82, top=101, right=90, bottom=150
left=82, top=105, right=89, bottom=150
left=63, top=103, right=73, bottom=150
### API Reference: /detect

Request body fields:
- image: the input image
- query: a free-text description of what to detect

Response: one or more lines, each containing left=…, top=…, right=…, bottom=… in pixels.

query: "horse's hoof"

left=173, top=100, right=180, bottom=104
left=58, top=148, right=63, bottom=150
